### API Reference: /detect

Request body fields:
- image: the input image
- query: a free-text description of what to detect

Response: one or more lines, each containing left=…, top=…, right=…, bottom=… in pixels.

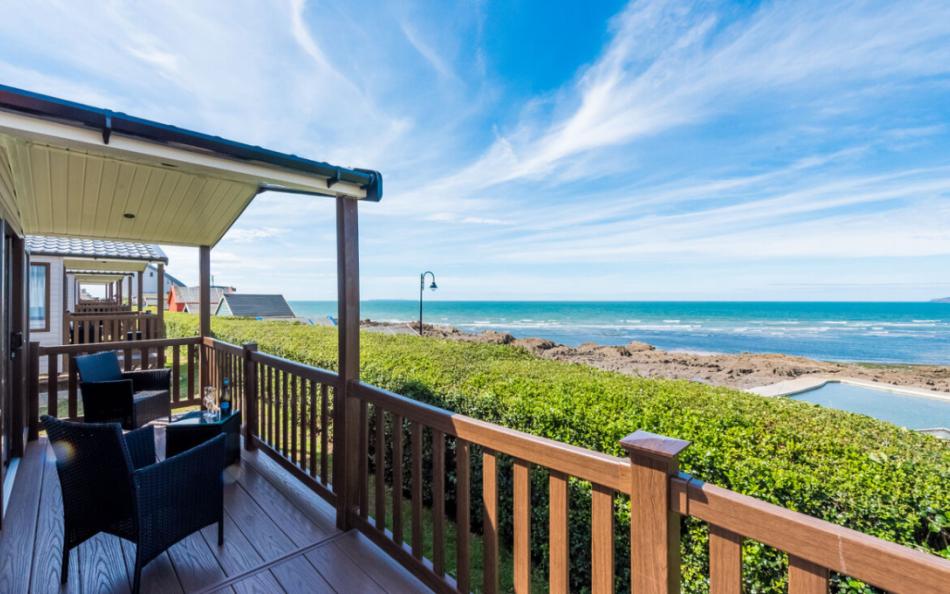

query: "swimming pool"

left=791, top=382, right=950, bottom=430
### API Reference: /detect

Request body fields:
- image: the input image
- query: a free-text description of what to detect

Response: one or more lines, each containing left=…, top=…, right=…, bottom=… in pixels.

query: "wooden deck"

left=0, top=430, right=430, bottom=594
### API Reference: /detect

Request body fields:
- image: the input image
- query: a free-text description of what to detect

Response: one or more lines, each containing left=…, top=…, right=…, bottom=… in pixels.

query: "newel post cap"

left=620, top=429, right=690, bottom=461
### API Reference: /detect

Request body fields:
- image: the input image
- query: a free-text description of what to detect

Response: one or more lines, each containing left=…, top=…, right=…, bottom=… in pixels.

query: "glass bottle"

left=220, top=377, right=231, bottom=417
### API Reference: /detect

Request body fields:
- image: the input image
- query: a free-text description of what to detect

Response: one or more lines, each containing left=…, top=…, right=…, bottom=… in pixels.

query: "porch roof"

left=26, top=234, right=166, bottom=273
left=0, top=85, right=382, bottom=247
left=71, top=272, right=129, bottom=283
left=26, top=234, right=166, bottom=260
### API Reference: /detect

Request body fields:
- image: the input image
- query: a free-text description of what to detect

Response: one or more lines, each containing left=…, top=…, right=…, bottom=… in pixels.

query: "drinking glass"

left=203, top=386, right=218, bottom=421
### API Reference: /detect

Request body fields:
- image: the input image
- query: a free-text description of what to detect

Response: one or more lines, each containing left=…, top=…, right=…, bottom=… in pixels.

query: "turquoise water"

left=288, top=301, right=950, bottom=365
left=792, top=382, right=950, bottom=429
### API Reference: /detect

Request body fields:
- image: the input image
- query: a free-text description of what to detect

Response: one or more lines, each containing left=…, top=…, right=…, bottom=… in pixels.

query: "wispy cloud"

left=1, top=0, right=948, bottom=299
left=224, top=227, right=287, bottom=243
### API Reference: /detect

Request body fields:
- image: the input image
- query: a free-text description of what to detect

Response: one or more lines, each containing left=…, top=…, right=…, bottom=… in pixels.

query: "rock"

left=479, top=330, right=514, bottom=344
left=626, top=341, right=655, bottom=352
left=600, top=346, right=632, bottom=358
left=513, top=338, right=558, bottom=351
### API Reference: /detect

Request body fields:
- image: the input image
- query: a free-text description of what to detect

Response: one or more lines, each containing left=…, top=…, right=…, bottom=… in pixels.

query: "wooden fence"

left=33, top=336, right=950, bottom=593
left=63, top=312, right=161, bottom=344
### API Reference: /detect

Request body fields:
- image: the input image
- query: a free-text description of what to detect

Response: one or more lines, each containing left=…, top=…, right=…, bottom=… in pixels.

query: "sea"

left=288, top=301, right=950, bottom=365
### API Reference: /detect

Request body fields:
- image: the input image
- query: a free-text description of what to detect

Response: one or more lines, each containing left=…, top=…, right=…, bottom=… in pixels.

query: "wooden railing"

left=64, top=312, right=161, bottom=344
left=30, top=336, right=200, bottom=427
left=344, top=382, right=950, bottom=594
left=350, top=381, right=633, bottom=593
left=36, top=335, right=950, bottom=593
left=669, top=476, right=950, bottom=594
left=204, top=338, right=339, bottom=504
left=74, top=301, right=132, bottom=314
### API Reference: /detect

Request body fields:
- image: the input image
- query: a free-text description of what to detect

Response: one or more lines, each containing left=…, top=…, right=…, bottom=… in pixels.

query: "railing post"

left=28, top=342, right=39, bottom=440
left=620, top=430, right=690, bottom=594
left=243, top=343, right=258, bottom=451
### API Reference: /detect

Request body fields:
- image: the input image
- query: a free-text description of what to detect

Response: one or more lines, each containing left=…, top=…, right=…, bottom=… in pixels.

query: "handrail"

left=67, top=311, right=154, bottom=317
left=670, top=474, right=950, bottom=593
left=250, top=350, right=340, bottom=387
left=201, top=336, right=244, bottom=356
left=39, top=335, right=199, bottom=355
left=351, top=381, right=632, bottom=497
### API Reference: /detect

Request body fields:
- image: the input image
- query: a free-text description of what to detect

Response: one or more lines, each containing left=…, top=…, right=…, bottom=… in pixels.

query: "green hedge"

left=166, top=314, right=949, bottom=593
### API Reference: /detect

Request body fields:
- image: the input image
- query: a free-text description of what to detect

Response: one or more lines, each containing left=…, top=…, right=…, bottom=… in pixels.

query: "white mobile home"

left=25, top=235, right=168, bottom=351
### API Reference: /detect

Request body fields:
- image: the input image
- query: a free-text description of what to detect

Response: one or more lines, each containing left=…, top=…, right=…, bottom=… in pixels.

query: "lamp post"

left=418, top=271, right=438, bottom=335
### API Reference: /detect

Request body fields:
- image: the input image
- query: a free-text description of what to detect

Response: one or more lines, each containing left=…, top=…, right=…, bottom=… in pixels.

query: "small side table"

left=166, top=410, right=242, bottom=466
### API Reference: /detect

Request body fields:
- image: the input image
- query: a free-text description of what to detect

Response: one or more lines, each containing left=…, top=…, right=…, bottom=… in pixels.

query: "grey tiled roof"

left=218, top=294, right=295, bottom=318
left=173, top=286, right=234, bottom=305
left=25, top=235, right=167, bottom=262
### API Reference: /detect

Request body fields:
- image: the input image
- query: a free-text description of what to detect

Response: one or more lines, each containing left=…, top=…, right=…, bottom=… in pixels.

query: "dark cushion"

left=133, top=390, right=167, bottom=404
left=75, top=351, right=123, bottom=383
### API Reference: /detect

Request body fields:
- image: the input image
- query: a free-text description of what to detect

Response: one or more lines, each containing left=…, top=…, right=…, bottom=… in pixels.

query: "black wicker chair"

left=74, top=351, right=171, bottom=429
left=41, top=415, right=225, bottom=593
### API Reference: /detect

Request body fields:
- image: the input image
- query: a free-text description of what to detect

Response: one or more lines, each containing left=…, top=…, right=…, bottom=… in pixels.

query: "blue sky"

left=2, top=0, right=949, bottom=301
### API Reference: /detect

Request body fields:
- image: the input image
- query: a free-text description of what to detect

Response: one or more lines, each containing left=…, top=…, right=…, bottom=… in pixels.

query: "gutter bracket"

left=102, top=112, right=113, bottom=144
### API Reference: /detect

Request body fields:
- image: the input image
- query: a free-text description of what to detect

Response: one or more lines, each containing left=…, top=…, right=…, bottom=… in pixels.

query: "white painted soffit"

left=73, top=273, right=128, bottom=283
left=63, top=258, right=149, bottom=273
left=0, top=110, right=367, bottom=246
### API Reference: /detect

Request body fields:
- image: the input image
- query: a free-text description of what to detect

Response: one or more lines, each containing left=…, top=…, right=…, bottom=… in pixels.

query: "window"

left=29, top=263, right=50, bottom=331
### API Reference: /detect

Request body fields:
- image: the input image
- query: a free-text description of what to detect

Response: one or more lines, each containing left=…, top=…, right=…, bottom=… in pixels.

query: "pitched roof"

left=217, top=294, right=295, bottom=318
left=26, top=235, right=167, bottom=262
left=172, top=285, right=233, bottom=305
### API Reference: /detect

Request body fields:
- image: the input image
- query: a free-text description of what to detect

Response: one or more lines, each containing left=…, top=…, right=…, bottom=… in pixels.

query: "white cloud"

left=4, top=0, right=950, bottom=299
left=224, top=227, right=286, bottom=243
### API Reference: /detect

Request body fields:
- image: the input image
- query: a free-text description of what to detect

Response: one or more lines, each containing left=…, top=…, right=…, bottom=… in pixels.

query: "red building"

left=167, top=285, right=235, bottom=312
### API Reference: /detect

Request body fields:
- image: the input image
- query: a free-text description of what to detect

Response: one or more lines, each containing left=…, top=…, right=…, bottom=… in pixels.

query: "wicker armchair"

left=74, top=351, right=171, bottom=429
left=41, top=415, right=225, bottom=594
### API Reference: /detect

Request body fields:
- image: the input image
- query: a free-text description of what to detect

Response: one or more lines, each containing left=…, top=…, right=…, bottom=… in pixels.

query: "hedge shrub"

left=166, top=314, right=949, bottom=593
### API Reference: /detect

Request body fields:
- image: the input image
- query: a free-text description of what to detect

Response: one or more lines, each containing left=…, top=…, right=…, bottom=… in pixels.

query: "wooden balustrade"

left=31, top=335, right=950, bottom=593
left=30, top=336, right=200, bottom=427
left=669, top=474, right=950, bottom=594
left=74, top=301, right=133, bottom=314
left=202, top=338, right=339, bottom=505
left=63, top=312, right=161, bottom=344
left=344, top=381, right=950, bottom=594
left=350, top=380, right=632, bottom=594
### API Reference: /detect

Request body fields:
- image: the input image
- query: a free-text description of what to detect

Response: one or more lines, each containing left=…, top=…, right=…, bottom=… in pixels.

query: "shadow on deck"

left=0, top=429, right=429, bottom=594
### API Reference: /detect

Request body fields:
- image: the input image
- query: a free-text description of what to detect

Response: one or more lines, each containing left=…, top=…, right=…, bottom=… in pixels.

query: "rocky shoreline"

left=361, top=320, right=950, bottom=393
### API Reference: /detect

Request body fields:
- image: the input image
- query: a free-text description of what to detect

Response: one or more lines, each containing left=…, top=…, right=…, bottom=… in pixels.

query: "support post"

left=137, top=270, right=144, bottom=311
left=620, top=430, right=689, bottom=594
left=333, top=197, right=360, bottom=530
left=10, top=235, right=26, bottom=455
left=27, top=342, right=39, bottom=440
left=242, top=343, right=258, bottom=450
left=199, top=246, right=211, bottom=390
left=127, top=274, right=133, bottom=307
left=156, top=263, right=165, bottom=337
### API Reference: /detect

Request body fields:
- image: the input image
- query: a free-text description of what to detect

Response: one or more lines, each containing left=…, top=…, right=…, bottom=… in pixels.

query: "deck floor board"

left=0, top=430, right=431, bottom=593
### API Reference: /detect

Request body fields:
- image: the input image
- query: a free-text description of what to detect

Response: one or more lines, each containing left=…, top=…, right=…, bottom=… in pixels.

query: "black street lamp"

left=419, top=271, right=438, bottom=335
